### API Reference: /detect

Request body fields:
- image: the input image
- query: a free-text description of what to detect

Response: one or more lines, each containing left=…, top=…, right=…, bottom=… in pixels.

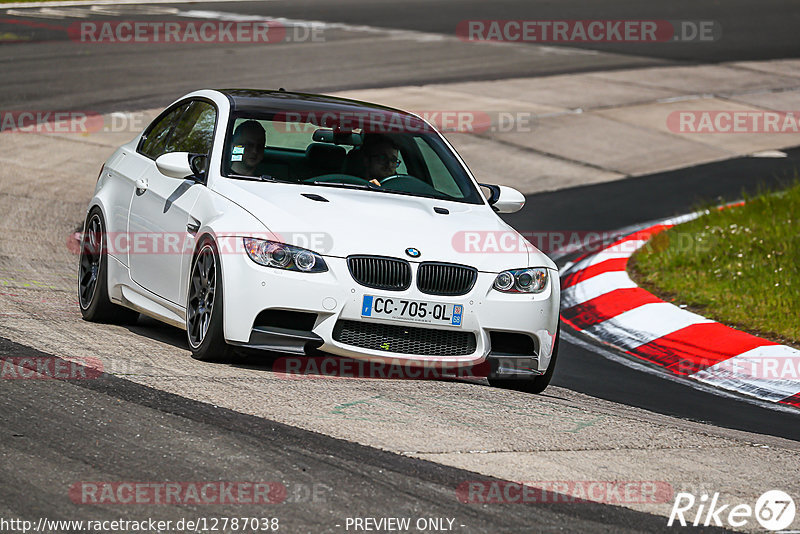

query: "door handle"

left=135, top=177, right=149, bottom=194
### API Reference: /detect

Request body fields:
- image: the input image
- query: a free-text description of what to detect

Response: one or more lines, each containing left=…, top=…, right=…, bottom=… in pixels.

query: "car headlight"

left=243, top=238, right=328, bottom=273
left=493, top=268, right=548, bottom=293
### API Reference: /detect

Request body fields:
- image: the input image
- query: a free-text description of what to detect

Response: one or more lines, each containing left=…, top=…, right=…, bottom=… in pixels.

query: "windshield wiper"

left=228, top=173, right=291, bottom=183
left=307, top=180, right=379, bottom=191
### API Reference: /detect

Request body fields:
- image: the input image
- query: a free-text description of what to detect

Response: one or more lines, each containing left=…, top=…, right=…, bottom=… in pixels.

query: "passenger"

left=360, top=133, right=401, bottom=186
left=230, top=120, right=268, bottom=177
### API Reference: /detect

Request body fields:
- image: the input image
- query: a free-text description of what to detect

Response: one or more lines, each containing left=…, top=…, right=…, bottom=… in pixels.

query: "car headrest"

left=343, top=146, right=365, bottom=177
left=306, top=143, right=346, bottom=172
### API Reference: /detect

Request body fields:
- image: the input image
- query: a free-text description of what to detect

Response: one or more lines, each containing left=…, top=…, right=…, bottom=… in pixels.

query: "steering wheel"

left=378, top=174, right=440, bottom=195
left=377, top=174, right=410, bottom=185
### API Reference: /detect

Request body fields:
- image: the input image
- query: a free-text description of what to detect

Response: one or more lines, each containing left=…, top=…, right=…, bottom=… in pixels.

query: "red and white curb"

left=558, top=215, right=800, bottom=410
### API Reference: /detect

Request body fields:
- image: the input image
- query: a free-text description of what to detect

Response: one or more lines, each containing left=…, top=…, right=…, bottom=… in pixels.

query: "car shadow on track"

left=121, top=317, right=493, bottom=383
left=121, top=317, right=563, bottom=394
left=122, top=315, right=187, bottom=349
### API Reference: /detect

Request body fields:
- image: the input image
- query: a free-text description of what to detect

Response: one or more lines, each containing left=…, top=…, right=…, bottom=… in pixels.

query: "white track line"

left=561, top=271, right=637, bottom=308
left=567, top=238, right=647, bottom=274
left=584, top=302, right=712, bottom=351
left=562, top=330, right=800, bottom=416
left=0, top=0, right=268, bottom=8
left=692, top=345, right=800, bottom=403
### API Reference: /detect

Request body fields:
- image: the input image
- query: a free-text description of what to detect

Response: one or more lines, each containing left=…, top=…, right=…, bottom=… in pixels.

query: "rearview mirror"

left=155, top=152, right=195, bottom=179
left=312, top=128, right=362, bottom=146
left=480, top=183, right=525, bottom=213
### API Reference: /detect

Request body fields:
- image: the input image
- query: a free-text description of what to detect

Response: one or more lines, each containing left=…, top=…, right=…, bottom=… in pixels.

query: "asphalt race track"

left=2, top=1, right=800, bottom=532
left=0, top=336, right=700, bottom=533
left=3, top=0, right=800, bottom=112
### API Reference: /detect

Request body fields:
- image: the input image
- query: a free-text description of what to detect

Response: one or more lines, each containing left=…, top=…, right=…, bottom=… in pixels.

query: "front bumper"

left=221, top=252, right=560, bottom=372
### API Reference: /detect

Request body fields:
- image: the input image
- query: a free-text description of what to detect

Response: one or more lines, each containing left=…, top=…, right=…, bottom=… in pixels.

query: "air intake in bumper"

left=332, top=320, right=477, bottom=357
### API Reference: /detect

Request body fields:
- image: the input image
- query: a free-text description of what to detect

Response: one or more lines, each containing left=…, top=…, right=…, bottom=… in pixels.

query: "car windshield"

left=222, top=110, right=484, bottom=204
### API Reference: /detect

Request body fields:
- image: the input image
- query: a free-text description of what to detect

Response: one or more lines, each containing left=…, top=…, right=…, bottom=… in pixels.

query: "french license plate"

left=361, top=295, right=463, bottom=327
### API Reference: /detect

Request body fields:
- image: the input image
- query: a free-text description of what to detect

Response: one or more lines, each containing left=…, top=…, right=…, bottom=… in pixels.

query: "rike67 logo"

left=668, top=490, right=796, bottom=531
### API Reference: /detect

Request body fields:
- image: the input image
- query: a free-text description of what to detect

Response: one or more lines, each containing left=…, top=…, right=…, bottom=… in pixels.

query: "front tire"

left=488, top=323, right=560, bottom=394
left=187, top=239, right=233, bottom=361
left=78, top=208, right=139, bottom=324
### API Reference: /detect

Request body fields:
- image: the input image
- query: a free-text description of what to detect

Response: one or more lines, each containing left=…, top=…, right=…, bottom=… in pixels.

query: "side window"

left=166, top=101, right=217, bottom=155
left=138, top=104, right=186, bottom=160
left=414, top=137, right=463, bottom=198
left=395, top=154, right=408, bottom=175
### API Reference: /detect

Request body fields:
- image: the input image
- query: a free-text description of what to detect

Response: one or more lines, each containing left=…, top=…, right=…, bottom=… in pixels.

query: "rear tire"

left=78, top=208, right=139, bottom=324
left=488, top=322, right=560, bottom=394
left=187, top=238, right=233, bottom=362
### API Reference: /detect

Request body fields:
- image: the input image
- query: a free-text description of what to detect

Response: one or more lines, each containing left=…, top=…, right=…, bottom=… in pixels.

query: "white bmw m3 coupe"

left=79, top=89, right=560, bottom=392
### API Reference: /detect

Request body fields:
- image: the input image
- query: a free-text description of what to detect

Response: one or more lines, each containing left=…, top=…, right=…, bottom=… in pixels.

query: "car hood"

left=214, top=180, right=555, bottom=272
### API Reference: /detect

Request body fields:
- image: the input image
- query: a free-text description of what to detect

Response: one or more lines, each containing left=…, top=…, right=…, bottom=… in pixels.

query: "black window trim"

left=218, top=112, right=484, bottom=205
left=136, top=100, right=187, bottom=159
left=136, top=97, right=220, bottom=183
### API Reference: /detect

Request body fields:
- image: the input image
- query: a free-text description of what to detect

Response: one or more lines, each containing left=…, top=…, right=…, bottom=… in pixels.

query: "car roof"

left=218, top=88, right=414, bottom=116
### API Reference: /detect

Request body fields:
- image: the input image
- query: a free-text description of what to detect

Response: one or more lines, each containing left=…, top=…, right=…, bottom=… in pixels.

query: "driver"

left=230, top=120, right=268, bottom=177
left=360, top=133, right=401, bottom=186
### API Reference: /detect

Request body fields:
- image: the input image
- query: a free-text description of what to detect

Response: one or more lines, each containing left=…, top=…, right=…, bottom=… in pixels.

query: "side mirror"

left=480, top=183, right=525, bottom=214
left=155, top=152, right=197, bottom=180
left=189, top=153, right=208, bottom=178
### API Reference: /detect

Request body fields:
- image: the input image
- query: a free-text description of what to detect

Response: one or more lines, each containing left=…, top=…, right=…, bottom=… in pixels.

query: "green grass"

left=629, top=180, right=800, bottom=346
